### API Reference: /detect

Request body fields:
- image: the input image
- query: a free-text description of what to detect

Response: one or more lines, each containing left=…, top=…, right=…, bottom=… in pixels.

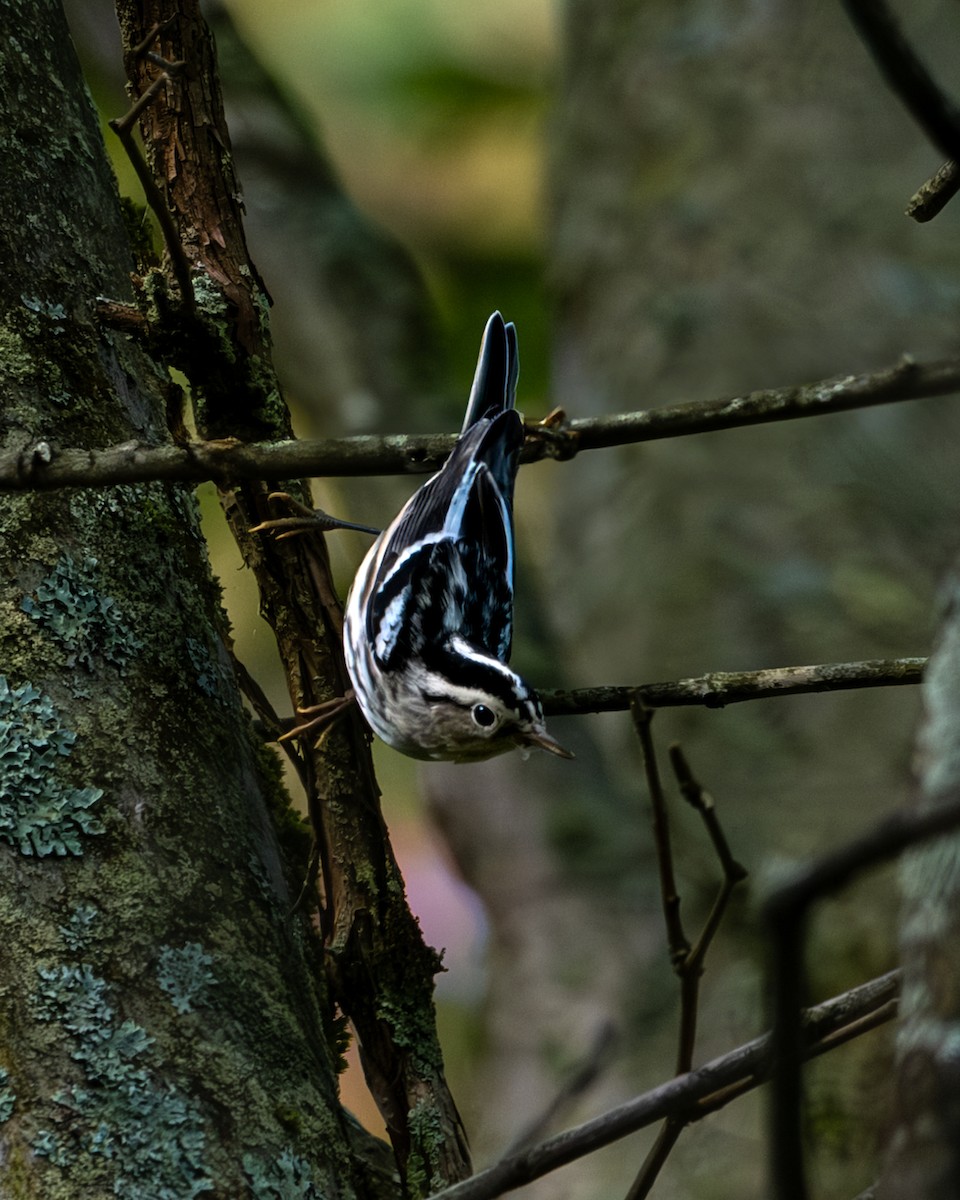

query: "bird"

left=343, top=312, right=572, bottom=763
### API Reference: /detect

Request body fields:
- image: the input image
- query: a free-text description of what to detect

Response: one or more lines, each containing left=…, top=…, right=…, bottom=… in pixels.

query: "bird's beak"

left=519, top=728, right=575, bottom=760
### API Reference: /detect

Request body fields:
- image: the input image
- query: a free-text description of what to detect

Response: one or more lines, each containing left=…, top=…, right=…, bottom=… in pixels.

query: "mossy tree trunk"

left=0, top=2, right=430, bottom=1195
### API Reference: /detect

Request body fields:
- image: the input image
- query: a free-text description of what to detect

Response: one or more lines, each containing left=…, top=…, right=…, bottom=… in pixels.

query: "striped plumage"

left=343, top=312, right=571, bottom=762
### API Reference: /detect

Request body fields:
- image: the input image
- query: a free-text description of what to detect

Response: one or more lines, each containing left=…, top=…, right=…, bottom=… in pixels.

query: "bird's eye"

left=472, top=703, right=498, bottom=729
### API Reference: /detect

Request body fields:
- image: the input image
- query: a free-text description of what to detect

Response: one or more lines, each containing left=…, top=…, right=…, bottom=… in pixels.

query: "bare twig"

left=231, top=653, right=307, bottom=785
left=763, top=794, right=960, bottom=1200
left=2, top=357, right=959, bottom=490
left=425, top=972, right=899, bottom=1200
left=841, top=0, right=960, bottom=221
left=541, top=657, right=925, bottom=715
left=631, top=701, right=688, bottom=965
left=625, top=742, right=748, bottom=1200
left=669, top=746, right=748, bottom=979
left=671, top=750, right=747, bottom=911
left=624, top=711, right=693, bottom=1196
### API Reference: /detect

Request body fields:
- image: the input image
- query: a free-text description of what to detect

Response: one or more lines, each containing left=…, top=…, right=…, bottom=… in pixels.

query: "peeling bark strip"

left=113, top=2, right=277, bottom=439
left=112, top=2, right=470, bottom=1190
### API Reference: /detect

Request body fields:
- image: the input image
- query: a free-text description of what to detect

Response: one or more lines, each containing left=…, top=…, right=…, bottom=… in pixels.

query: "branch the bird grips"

left=343, top=313, right=572, bottom=762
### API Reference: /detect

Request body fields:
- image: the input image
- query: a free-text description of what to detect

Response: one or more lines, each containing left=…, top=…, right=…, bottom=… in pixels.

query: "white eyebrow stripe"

left=449, top=636, right=519, bottom=683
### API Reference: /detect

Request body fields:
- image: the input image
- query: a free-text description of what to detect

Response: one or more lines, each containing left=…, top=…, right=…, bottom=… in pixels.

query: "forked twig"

left=630, top=701, right=688, bottom=965
left=626, top=710, right=748, bottom=1198
left=670, top=745, right=748, bottom=978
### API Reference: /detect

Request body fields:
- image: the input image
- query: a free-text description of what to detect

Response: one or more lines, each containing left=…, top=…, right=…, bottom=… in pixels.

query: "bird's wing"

left=365, top=410, right=521, bottom=666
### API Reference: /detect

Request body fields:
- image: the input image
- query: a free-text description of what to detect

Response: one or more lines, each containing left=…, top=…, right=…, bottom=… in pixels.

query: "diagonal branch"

left=425, top=972, right=899, bottom=1200
left=840, top=0, right=960, bottom=222
left=2, top=355, right=959, bottom=490
left=840, top=0, right=960, bottom=162
left=631, top=702, right=689, bottom=967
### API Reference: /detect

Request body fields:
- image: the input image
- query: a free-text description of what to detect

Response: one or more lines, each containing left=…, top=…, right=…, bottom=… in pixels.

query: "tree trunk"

left=0, top=2, right=393, bottom=1194
left=877, top=570, right=960, bottom=1199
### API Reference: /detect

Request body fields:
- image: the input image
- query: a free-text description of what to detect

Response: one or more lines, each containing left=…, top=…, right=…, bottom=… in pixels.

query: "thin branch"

left=541, top=657, right=925, bottom=715
left=425, top=972, right=899, bottom=1200
left=3, top=356, right=960, bottom=490
left=844, top=0, right=960, bottom=221
left=763, top=794, right=960, bottom=1200
left=669, top=746, right=748, bottom=979
left=109, top=110, right=196, bottom=308
left=840, top=0, right=960, bottom=163
left=231, top=652, right=306, bottom=785
left=631, top=702, right=689, bottom=965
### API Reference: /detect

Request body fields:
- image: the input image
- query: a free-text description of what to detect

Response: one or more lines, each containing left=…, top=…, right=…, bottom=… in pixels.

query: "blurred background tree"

left=64, top=1, right=960, bottom=1195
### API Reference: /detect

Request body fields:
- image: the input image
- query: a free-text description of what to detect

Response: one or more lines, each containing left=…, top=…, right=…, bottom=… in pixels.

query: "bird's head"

left=389, top=641, right=572, bottom=763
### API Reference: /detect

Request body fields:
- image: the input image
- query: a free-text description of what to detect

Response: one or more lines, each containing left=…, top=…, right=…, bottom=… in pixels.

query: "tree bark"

left=877, top=570, right=960, bottom=1199
left=0, top=2, right=396, bottom=1194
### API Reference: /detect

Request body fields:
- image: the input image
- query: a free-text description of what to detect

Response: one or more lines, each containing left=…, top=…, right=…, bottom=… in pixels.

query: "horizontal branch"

left=540, top=657, right=925, bottom=716
left=253, top=659, right=925, bottom=743
left=426, top=972, right=899, bottom=1200
left=3, top=356, right=959, bottom=489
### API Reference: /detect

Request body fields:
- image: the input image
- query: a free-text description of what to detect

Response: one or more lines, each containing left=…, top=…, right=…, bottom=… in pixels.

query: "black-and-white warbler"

left=343, top=312, right=572, bottom=762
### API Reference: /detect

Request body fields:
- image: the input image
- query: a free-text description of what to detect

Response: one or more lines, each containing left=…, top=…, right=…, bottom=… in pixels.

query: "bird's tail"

left=460, top=311, right=519, bottom=433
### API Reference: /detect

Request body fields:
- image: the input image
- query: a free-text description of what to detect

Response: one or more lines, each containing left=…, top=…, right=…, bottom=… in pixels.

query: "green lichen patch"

left=406, top=1098, right=448, bottom=1199
left=20, top=294, right=68, bottom=326
left=21, top=554, right=141, bottom=671
left=157, top=943, right=216, bottom=1015
left=242, top=1146, right=320, bottom=1199
left=184, top=636, right=230, bottom=701
left=59, top=904, right=100, bottom=953
left=0, top=676, right=104, bottom=856
left=32, top=963, right=213, bottom=1197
